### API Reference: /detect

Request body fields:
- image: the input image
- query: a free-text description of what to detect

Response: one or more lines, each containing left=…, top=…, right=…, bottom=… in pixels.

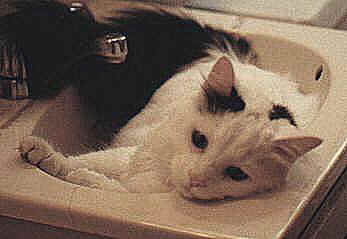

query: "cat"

left=2, top=0, right=322, bottom=200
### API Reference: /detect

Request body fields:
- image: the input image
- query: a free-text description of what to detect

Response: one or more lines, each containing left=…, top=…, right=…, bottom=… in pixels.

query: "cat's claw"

left=19, top=136, right=55, bottom=166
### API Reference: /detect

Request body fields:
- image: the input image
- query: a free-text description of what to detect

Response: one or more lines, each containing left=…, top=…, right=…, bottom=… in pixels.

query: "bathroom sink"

left=151, top=0, right=347, bottom=28
left=0, top=5, right=346, bottom=239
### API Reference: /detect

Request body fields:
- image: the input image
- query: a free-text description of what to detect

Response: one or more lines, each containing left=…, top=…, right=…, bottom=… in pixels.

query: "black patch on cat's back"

left=1, top=1, right=253, bottom=137
left=74, top=8, right=250, bottom=129
left=0, top=0, right=105, bottom=97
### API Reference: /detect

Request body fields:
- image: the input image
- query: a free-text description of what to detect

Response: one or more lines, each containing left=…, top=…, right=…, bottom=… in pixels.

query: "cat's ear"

left=271, top=125, right=323, bottom=163
left=203, top=56, right=234, bottom=96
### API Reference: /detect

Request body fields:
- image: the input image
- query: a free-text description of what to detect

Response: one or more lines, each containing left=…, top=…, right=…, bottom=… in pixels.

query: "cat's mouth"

left=175, top=169, right=226, bottom=200
left=180, top=184, right=226, bottom=200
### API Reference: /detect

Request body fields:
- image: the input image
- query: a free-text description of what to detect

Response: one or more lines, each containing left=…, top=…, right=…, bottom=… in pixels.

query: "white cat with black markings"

left=5, top=1, right=322, bottom=200
left=19, top=53, right=322, bottom=200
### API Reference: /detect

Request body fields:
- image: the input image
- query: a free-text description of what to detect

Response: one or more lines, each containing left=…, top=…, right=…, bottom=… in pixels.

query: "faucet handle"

left=97, top=32, right=128, bottom=63
left=69, top=3, right=127, bottom=63
left=0, top=44, right=29, bottom=100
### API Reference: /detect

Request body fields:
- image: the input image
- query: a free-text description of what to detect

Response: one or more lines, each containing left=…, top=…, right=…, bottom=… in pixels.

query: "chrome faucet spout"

left=97, top=33, right=128, bottom=64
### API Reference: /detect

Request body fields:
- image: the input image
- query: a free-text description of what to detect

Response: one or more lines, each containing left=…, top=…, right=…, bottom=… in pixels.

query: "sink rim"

left=0, top=10, right=346, bottom=239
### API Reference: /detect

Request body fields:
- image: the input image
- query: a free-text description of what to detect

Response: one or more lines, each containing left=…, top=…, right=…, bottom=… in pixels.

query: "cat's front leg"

left=19, top=136, right=129, bottom=192
left=19, top=136, right=66, bottom=176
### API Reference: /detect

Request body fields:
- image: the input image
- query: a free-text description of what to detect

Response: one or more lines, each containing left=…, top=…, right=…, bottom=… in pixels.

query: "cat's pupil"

left=224, top=166, right=249, bottom=181
left=192, top=130, right=208, bottom=150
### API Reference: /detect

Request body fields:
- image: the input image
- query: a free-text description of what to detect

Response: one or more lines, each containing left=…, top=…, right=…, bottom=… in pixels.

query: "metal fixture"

left=69, top=2, right=95, bottom=21
left=0, top=44, right=29, bottom=100
left=97, top=33, right=128, bottom=63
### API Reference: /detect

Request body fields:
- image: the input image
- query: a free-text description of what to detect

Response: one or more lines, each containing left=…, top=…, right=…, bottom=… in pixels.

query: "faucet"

left=0, top=44, right=29, bottom=100
left=97, top=32, right=128, bottom=64
left=69, top=2, right=128, bottom=63
left=0, top=2, right=128, bottom=100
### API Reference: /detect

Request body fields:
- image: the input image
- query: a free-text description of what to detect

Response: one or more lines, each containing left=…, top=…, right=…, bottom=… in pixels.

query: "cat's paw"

left=19, top=136, right=56, bottom=166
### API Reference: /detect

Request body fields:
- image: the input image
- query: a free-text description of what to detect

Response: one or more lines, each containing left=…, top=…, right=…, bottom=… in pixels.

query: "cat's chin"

left=175, top=184, right=226, bottom=200
left=190, top=190, right=225, bottom=201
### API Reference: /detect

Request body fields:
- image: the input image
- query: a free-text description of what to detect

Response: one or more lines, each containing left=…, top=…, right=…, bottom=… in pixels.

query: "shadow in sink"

left=31, top=87, right=98, bottom=156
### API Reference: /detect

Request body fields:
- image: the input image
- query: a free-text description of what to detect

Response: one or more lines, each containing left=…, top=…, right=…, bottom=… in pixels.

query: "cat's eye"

left=224, top=166, right=249, bottom=181
left=192, top=130, right=208, bottom=150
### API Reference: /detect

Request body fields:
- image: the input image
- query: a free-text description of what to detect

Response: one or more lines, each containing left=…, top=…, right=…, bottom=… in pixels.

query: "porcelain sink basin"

left=152, top=0, right=347, bottom=28
left=0, top=5, right=346, bottom=239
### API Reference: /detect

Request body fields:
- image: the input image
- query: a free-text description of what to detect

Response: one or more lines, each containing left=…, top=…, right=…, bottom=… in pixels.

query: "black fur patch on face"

left=269, top=104, right=297, bottom=127
left=203, top=85, right=246, bottom=114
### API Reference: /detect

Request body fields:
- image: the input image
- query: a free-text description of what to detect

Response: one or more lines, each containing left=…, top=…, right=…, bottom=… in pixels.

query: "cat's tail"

left=0, top=0, right=114, bottom=98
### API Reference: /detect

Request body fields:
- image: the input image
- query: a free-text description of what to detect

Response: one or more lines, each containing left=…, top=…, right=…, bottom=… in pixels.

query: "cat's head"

left=129, top=56, right=322, bottom=200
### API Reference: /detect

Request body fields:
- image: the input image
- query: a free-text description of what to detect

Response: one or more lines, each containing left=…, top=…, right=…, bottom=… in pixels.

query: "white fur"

left=19, top=51, right=322, bottom=200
